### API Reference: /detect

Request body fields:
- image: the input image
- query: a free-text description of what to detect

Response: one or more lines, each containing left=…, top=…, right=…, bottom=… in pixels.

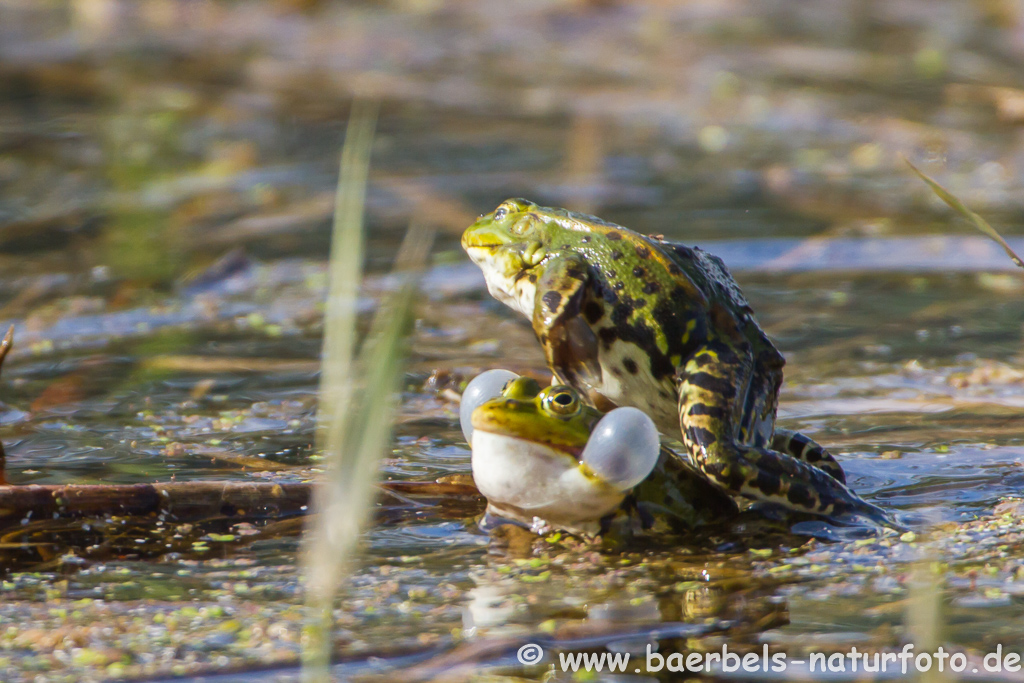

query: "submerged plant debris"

left=2, top=1, right=1024, bottom=681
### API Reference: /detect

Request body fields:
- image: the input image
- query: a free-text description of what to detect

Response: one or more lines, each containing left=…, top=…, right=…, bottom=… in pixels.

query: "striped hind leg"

left=678, top=345, right=892, bottom=524
left=771, top=428, right=846, bottom=484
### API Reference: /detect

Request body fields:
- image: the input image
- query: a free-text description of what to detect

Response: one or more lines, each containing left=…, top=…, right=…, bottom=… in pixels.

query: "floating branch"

left=0, top=480, right=481, bottom=529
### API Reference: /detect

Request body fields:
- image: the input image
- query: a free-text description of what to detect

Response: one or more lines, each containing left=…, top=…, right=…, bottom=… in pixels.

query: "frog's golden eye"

left=542, top=386, right=581, bottom=416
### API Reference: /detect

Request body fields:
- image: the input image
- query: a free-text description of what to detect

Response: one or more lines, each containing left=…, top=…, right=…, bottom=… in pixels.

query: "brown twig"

left=0, top=480, right=481, bottom=529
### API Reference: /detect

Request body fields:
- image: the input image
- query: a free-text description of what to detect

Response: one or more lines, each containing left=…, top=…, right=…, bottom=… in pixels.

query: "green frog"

left=462, top=199, right=891, bottom=525
left=460, top=370, right=737, bottom=536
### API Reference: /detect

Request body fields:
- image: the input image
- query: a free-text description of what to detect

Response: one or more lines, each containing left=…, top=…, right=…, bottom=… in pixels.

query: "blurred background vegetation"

left=3, top=0, right=1024, bottom=292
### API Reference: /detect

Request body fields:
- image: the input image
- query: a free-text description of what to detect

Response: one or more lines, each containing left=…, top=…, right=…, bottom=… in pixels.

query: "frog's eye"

left=580, top=407, right=660, bottom=492
left=542, top=386, right=580, bottom=416
left=492, top=207, right=508, bottom=221
left=460, top=369, right=520, bottom=443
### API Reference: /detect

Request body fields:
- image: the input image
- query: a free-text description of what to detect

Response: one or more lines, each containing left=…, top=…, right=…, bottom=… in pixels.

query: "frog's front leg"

left=771, top=428, right=846, bottom=484
left=678, top=346, right=890, bottom=524
left=531, top=253, right=602, bottom=389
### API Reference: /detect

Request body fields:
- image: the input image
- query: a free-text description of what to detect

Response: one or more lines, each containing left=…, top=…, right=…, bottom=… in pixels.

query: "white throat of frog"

left=468, top=247, right=538, bottom=318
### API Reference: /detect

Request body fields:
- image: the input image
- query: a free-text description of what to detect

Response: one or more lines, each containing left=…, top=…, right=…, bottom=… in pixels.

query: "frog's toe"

left=771, top=428, right=846, bottom=484
left=828, top=500, right=907, bottom=532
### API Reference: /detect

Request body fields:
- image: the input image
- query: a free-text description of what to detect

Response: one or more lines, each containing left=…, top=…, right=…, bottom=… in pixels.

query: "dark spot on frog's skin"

left=754, top=470, right=782, bottom=496
left=671, top=245, right=695, bottom=260
left=787, top=483, right=815, bottom=509
left=623, top=358, right=638, bottom=374
left=611, top=367, right=623, bottom=377
left=602, top=287, right=618, bottom=304
left=606, top=231, right=622, bottom=241
left=669, top=286, right=691, bottom=305
left=668, top=263, right=682, bottom=276
left=721, top=464, right=749, bottom=491
left=642, top=281, right=661, bottom=295
left=633, top=266, right=645, bottom=278
left=686, top=372, right=736, bottom=400
left=686, top=425, right=717, bottom=447
left=583, top=300, right=604, bottom=324
left=582, top=235, right=591, bottom=243
left=611, top=250, right=623, bottom=260
left=542, top=291, right=562, bottom=311
left=788, top=432, right=811, bottom=454
left=528, top=273, right=538, bottom=283
left=566, top=268, right=585, bottom=280
left=599, top=328, right=619, bottom=347
left=688, top=403, right=726, bottom=420
left=694, top=354, right=715, bottom=368
left=605, top=269, right=616, bottom=278
left=614, top=281, right=625, bottom=291
left=635, top=298, right=646, bottom=308
left=635, top=245, right=650, bottom=259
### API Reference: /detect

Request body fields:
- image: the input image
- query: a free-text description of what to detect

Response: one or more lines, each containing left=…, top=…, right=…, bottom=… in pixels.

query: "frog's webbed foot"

left=771, top=428, right=846, bottom=484
left=678, top=347, right=896, bottom=528
left=700, top=443, right=893, bottom=527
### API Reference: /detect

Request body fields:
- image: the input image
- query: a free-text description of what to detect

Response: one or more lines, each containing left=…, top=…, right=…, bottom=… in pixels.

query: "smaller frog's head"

left=462, top=199, right=567, bottom=316
left=468, top=375, right=598, bottom=456
left=459, top=369, right=660, bottom=535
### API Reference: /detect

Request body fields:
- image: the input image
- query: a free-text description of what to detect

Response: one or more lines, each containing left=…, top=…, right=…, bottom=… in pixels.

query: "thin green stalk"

left=905, top=157, right=1024, bottom=270
left=300, top=99, right=435, bottom=683
left=301, top=99, right=377, bottom=682
left=315, top=99, right=379, bottom=455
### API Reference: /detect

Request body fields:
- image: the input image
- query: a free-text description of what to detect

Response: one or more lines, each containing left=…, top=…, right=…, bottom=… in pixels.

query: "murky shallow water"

left=3, top=1, right=1024, bottom=681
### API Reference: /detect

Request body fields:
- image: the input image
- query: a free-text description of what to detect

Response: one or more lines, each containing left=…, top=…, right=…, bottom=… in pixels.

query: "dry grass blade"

left=301, top=99, right=378, bottom=682
left=302, top=223, right=432, bottom=681
left=905, top=157, right=1024, bottom=270
left=314, top=100, right=379, bottom=455
left=301, top=98, right=436, bottom=682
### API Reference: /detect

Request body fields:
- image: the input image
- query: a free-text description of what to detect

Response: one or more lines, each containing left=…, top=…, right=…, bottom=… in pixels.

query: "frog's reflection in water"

left=462, top=537, right=789, bottom=658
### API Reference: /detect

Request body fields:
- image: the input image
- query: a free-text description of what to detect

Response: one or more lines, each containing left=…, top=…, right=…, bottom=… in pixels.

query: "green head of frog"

left=459, top=369, right=659, bottom=536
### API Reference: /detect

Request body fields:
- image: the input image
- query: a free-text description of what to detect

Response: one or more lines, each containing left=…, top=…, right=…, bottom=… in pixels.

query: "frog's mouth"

left=471, top=425, right=584, bottom=461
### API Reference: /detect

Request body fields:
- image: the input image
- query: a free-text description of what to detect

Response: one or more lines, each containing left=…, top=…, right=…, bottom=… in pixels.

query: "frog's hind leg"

left=771, top=428, right=846, bottom=484
left=678, top=346, right=891, bottom=525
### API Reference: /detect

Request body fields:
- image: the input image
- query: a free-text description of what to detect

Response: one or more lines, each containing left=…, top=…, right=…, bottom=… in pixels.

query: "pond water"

left=2, top=1, right=1024, bottom=681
